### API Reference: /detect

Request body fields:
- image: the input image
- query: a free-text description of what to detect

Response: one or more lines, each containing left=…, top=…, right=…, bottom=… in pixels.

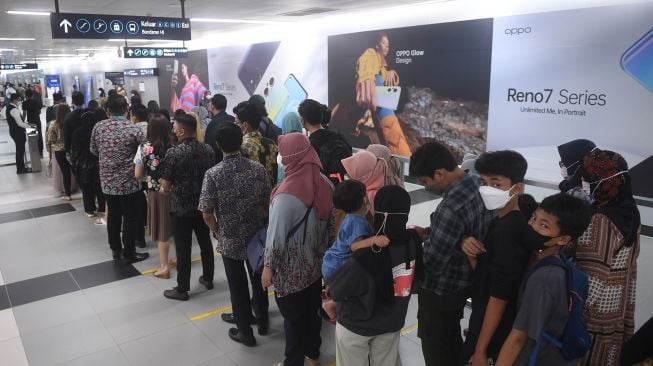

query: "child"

left=322, top=180, right=390, bottom=319
left=495, top=193, right=591, bottom=366
left=460, top=150, right=531, bottom=365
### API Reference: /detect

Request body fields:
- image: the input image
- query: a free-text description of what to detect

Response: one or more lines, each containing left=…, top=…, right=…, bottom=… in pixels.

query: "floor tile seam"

left=14, top=308, right=105, bottom=339
left=52, top=344, right=120, bottom=366
left=102, top=305, right=194, bottom=345
left=90, top=289, right=185, bottom=318
left=0, top=335, right=30, bottom=365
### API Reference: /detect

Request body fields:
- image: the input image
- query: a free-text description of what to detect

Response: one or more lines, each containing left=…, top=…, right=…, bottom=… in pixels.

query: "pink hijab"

left=341, top=150, right=386, bottom=212
left=271, top=133, right=333, bottom=220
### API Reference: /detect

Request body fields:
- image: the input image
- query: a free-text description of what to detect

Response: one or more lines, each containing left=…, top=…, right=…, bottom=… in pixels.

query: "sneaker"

left=163, top=287, right=189, bottom=301
left=199, top=276, right=214, bottom=290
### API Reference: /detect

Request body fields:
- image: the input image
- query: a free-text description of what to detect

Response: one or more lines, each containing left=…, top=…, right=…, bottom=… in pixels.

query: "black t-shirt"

left=22, top=99, right=41, bottom=123
left=466, top=210, right=531, bottom=359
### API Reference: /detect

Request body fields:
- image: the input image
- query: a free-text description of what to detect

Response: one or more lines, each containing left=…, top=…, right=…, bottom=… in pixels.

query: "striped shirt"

left=179, top=74, right=206, bottom=112
left=422, top=173, right=493, bottom=296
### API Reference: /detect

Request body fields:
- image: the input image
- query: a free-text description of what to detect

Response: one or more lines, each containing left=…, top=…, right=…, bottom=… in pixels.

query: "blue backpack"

left=528, top=255, right=592, bottom=365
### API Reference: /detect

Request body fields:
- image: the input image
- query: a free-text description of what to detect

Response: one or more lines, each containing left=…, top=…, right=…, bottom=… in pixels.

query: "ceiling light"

left=7, top=10, right=51, bottom=16
left=190, top=18, right=284, bottom=25
left=0, top=37, right=36, bottom=41
left=107, top=39, right=171, bottom=43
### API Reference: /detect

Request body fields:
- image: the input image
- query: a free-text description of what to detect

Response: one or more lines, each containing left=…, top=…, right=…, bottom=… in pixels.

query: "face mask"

left=582, top=170, right=628, bottom=200
left=276, top=154, right=284, bottom=170
left=479, top=185, right=515, bottom=210
left=567, top=186, right=594, bottom=204
left=522, top=225, right=554, bottom=252
left=374, top=211, right=410, bottom=249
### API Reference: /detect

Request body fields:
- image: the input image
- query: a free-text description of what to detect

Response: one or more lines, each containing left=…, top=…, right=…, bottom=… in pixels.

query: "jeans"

left=222, top=256, right=269, bottom=336
left=417, top=287, right=471, bottom=366
left=275, top=279, right=322, bottom=366
left=105, top=192, right=141, bottom=254
left=172, top=212, right=214, bottom=292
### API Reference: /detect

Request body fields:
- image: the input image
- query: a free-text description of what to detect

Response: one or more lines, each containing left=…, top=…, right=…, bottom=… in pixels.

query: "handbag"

left=246, top=203, right=314, bottom=273
left=247, top=226, right=268, bottom=273
left=45, top=159, right=53, bottom=178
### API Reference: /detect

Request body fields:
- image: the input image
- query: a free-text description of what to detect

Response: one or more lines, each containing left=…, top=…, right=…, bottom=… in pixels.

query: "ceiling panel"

left=0, top=0, right=429, bottom=63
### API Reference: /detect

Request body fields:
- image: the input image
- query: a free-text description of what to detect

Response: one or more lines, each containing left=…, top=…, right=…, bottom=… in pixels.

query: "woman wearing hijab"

left=282, top=112, right=302, bottom=135
left=557, top=139, right=596, bottom=194
left=576, top=149, right=640, bottom=366
left=367, top=144, right=404, bottom=188
left=277, top=112, right=303, bottom=182
left=341, top=150, right=386, bottom=212
left=328, top=185, right=422, bottom=366
left=261, top=132, right=333, bottom=366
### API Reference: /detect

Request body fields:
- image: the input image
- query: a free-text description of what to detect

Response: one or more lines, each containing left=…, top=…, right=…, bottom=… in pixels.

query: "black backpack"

left=259, top=117, right=281, bottom=143
left=317, top=135, right=352, bottom=186
left=46, top=104, right=57, bottom=123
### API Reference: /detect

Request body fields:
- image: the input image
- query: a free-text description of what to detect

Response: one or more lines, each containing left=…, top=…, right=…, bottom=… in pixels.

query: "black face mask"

left=521, top=225, right=553, bottom=252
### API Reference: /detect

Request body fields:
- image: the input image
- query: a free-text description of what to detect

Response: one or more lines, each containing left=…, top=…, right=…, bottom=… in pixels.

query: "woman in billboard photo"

left=355, top=32, right=411, bottom=156
left=170, top=60, right=207, bottom=112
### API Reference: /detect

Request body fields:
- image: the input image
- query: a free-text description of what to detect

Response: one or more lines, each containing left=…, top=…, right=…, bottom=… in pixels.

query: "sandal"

left=153, top=269, right=170, bottom=279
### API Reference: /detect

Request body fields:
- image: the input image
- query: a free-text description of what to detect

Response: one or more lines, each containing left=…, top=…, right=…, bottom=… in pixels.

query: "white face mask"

left=276, top=154, right=284, bottom=170
left=479, top=185, right=515, bottom=210
left=559, top=160, right=580, bottom=180
left=582, top=170, right=628, bottom=199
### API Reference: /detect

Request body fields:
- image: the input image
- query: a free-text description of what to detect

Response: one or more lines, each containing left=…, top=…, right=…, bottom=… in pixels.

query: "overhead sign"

left=105, top=71, right=125, bottom=86
left=0, top=63, right=38, bottom=70
left=123, top=47, right=188, bottom=58
left=124, top=68, right=159, bottom=77
left=50, top=12, right=191, bottom=40
left=45, top=75, right=61, bottom=88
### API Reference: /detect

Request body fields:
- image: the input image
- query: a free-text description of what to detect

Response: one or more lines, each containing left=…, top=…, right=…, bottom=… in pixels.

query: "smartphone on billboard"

left=264, top=77, right=289, bottom=122
left=273, top=74, right=308, bottom=127
left=621, top=28, right=653, bottom=93
left=237, top=42, right=280, bottom=96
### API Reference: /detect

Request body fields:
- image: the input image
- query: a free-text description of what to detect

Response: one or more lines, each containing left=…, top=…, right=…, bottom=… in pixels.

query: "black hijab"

left=557, top=139, right=596, bottom=192
left=354, top=185, right=412, bottom=305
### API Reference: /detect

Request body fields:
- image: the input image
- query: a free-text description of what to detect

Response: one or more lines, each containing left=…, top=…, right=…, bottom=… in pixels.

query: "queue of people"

left=33, top=90, right=645, bottom=366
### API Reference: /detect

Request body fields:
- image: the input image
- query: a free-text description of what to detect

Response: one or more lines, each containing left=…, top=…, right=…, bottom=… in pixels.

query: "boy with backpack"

left=234, top=101, right=279, bottom=186
left=299, top=99, right=352, bottom=186
left=495, top=193, right=592, bottom=366
left=460, top=150, right=531, bottom=365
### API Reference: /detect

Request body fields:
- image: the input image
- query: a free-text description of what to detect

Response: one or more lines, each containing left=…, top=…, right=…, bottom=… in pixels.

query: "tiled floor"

left=0, top=117, right=652, bottom=365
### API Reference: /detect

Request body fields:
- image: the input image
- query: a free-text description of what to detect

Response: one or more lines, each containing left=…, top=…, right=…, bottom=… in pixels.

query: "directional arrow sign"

left=127, top=49, right=134, bottom=56
left=59, top=19, right=72, bottom=33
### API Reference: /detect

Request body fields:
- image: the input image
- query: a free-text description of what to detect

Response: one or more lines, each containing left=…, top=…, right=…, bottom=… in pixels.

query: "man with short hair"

left=6, top=93, right=33, bottom=174
left=234, top=101, right=278, bottom=186
left=160, top=114, right=216, bottom=301
left=204, top=93, right=235, bottom=162
left=22, top=89, right=44, bottom=156
left=64, top=91, right=86, bottom=153
left=409, top=141, right=493, bottom=366
left=90, top=96, right=149, bottom=262
left=299, top=99, right=352, bottom=185
left=199, top=122, right=271, bottom=346
left=130, top=103, right=149, bottom=135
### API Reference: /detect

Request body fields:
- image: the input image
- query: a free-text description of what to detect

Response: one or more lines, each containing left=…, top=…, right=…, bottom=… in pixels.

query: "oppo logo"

left=505, top=27, right=532, bottom=35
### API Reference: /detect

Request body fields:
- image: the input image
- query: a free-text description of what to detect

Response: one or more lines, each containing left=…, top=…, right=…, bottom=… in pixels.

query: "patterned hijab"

left=582, top=149, right=640, bottom=247
left=271, top=133, right=333, bottom=220
left=367, top=144, right=404, bottom=188
left=342, top=150, right=386, bottom=212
